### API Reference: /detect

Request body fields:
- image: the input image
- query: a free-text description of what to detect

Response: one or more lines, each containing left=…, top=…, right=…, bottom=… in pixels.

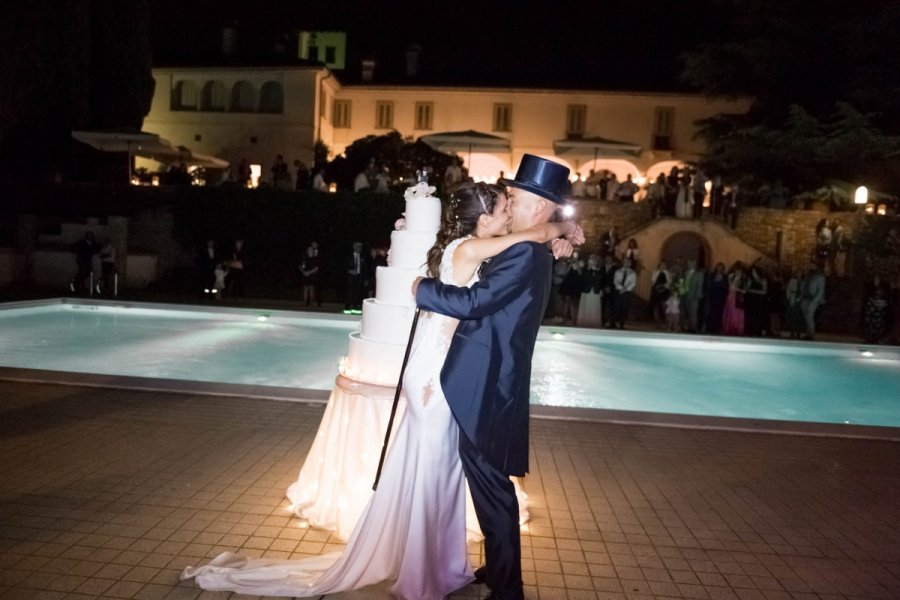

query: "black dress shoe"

left=473, top=566, right=486, bottom=584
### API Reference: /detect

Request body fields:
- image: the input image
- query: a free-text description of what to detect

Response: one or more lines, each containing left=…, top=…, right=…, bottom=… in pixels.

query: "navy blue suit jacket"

left=415, top=241, right=552, bottom=476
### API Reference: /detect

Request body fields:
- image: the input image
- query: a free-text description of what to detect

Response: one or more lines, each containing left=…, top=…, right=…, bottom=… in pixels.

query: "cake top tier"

left=404, top=181, right=436, bottom=201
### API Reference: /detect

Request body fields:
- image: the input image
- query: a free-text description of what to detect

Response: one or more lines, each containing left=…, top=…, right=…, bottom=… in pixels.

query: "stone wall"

left=733, top=207, right=865, bottom=269
left=573, top=200, right=869, bottom=270
left=569, top=199, right=653, bottom=254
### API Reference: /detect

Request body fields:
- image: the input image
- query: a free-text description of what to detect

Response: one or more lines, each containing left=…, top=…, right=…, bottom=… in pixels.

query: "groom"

left=413, top=155, right=577, bottom=599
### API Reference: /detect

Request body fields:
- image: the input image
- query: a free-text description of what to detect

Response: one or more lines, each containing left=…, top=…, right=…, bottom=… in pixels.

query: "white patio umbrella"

left=554, top=136, right=643, bottom=163
left=72, top=130, right=184, bottom=180
left=419, top=130, right=511, bottom=165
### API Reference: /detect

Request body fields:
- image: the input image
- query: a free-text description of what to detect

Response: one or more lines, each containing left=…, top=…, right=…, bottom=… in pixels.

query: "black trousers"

left=459, top=432, right=524, bottom=600
left=345, top=273, right=364, bottom=309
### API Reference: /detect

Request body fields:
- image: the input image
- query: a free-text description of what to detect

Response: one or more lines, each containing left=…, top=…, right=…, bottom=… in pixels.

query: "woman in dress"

left=722, top=262, right=747, bottom=335
left=576, top=254, right=603, bottom=327
left=182, top=182, right=578, bottom=599
left=703, top=262, right=729, bottom=334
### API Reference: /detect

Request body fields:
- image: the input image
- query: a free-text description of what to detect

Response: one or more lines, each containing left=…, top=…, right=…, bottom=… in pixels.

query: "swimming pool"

left=2, top=299, right=899, bottom=431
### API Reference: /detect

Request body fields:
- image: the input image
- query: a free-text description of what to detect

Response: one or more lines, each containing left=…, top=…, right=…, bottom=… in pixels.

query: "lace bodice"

left=439, top=236, right=480, bottom=287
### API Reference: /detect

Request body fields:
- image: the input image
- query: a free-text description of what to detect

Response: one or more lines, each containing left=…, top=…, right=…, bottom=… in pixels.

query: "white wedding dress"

left=182, top=237, right=483, bottom=599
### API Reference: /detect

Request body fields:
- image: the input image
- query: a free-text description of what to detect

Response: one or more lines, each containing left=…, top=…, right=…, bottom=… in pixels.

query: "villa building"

left=142, top=63, right=750, bottom=185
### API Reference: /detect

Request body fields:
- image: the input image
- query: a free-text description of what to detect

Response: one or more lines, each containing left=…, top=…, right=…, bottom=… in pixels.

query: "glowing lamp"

left=855, top=186, right=868, bottom=205
left=877, top=204, right=887, bottom=216
left=865, top=204, right=875, bottom=214
left=328, top=182, right=337, bottom=193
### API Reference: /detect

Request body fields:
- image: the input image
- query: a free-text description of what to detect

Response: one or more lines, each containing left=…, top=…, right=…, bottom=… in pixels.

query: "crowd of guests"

left=645, top=258, right=830, bottom=340
left=569, top=166, right=743, bottom=227
left=546, top=237, right=639, bottom=329
left=543, top=231, right=899, bottom=345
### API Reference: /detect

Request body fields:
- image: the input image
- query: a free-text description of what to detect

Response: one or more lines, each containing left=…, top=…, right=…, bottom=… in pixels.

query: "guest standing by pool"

left=722, top=262, right=747, bottom=335
left=299, top=242, right=320, bottom=307
left=612, top=257, right=637, bottom=329
left=800, top=262, right=826, bottom=340
left=226, top=239, right=246, bottom=298
left=704, top=262, right=729, bottom=334
left=576, top=254, right=603, bottom=327
left=785, top=267, right=805, bottom=339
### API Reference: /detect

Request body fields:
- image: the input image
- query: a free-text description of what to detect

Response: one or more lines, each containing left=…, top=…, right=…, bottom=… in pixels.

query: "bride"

left=182, top=181, right=580, bottom=599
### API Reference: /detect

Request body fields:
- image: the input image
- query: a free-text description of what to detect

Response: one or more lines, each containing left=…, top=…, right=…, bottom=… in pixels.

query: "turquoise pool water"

left=1, top=300, right=899, bottom=427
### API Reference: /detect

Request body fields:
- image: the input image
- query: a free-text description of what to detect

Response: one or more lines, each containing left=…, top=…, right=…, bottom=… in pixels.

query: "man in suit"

left=344, top=241, right=367, bottom=314
left=414, top=155, right=581, bottom=600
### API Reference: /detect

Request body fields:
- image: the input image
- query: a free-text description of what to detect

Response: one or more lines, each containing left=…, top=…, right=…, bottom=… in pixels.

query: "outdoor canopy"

left=72, top=130, right=229, bottom=178
left=418, top=129, right=511, bottom=164
left=553, top=136, right=643, bottom=161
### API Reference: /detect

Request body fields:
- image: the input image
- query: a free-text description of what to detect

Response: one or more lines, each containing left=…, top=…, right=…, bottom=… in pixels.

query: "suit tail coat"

left=415, top=241, right=552, bottom=476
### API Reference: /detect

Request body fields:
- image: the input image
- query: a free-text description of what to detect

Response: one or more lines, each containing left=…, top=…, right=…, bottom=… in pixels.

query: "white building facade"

left=143, top=65, right=750, bottom=184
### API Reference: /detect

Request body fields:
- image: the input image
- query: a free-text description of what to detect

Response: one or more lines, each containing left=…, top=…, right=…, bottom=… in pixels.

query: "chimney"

left=405, top=44, right=422, bottom=77
left=361, top=58, right=376, bottom=83
left=222, top=21, right=238, bottom=55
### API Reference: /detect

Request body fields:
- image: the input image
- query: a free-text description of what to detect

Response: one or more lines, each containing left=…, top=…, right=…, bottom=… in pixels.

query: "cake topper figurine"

left=415, top=167, right=430, bottom=184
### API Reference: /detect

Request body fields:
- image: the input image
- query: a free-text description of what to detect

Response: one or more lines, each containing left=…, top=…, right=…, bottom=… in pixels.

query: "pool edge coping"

left=3, top=366, right=899, bottom=443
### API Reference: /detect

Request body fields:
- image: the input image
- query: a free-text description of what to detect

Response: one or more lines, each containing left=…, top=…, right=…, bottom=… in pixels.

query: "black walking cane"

left=373, top=307, right=421, bottom=490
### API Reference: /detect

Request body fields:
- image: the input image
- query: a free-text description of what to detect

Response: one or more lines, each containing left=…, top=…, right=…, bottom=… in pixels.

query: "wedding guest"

left=647, top=173, right=666, bottom=218
left=599, top=226, right=618, bottom=257
left=617, top=174, right=638, bottom=203
left=649, top=260, right=671, bottom=328
left=785, top=267, right=805, bottom=339
left=605, top=173, right=619, bottom=202
left=767, top=267, right=786, bottom=337
left=599, top=254, right=617, bottom=327
left=570, top=174, right=586, bottom=198
left=681, top=259, right=704, bottom=333
left=98, top=238, right=116, bottom=295
left=830, top=218, right=849, bottom=276
left=311, top=167, right=328, bottom=191
left=744, top=263, right=769, bottom=336
left=722, top=262, right=747, bottom=335
left=559, top=256, right=583, bottom=325
left=200, top=238, right=218, bottom=296
left=576, top=254, right=603, bottom=327
left=691, top=170, right=709, bottom=218
left=299, top=242, right=320, bottom=307
left=353, top=169, right=371, bottom=192
left=624, top=238, right=639, bottom=272
left=70, top=231, right=98, bottom=294
left=704, top=262, right=729, bottom=334
left=294, top=159, right=309, bottom=190
left=213, top=262, right=228, bottom=300
left=800, top=261, right=826, bottom=340
left=226, top=239, right=246, bottom=297
left=344, top=241, right=367, bottom=314
left=814, top=219, right=832, bottom=265
left=665, top=289, right=681, bottom=332
left=611, top=257, right=637, bottom=329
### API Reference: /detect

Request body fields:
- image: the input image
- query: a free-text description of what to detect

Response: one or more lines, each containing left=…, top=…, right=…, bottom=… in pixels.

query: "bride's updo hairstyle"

left=425, top=181, right=504, bottom=277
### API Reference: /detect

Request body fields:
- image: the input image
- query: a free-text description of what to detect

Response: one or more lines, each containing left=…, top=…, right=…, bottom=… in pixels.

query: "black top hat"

left=499, top=154, right=570, bottom=204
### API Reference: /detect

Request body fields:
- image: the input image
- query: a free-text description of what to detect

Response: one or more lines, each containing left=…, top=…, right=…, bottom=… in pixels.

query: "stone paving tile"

left=2, top=381, right=900, bottom=600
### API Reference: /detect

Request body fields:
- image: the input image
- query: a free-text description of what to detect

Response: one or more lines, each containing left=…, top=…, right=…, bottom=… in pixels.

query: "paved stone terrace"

left=1, top=381, right=899, bottom=600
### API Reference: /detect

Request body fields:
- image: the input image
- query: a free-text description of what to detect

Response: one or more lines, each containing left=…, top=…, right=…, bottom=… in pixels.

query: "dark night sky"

left=150, top=0, right=721, bottom=91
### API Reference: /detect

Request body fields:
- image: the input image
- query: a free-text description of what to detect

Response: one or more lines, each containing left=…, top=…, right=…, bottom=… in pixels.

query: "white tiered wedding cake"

left=339, top=181, right=441, bottom=386
left=285, top=179, right=442, bottom=540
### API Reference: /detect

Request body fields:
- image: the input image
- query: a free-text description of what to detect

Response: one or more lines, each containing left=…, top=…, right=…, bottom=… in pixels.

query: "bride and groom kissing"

left=183, top=155, right=584, bottom=599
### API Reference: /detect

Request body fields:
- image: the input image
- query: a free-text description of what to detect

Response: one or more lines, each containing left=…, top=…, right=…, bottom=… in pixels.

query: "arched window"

left=230, top=81, right=255, bottom=112
left=171, top=80, right=197, bottom=110
left=258, top=81, right=284, bottom=113
left=200, top=81, right=227, bottom=111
